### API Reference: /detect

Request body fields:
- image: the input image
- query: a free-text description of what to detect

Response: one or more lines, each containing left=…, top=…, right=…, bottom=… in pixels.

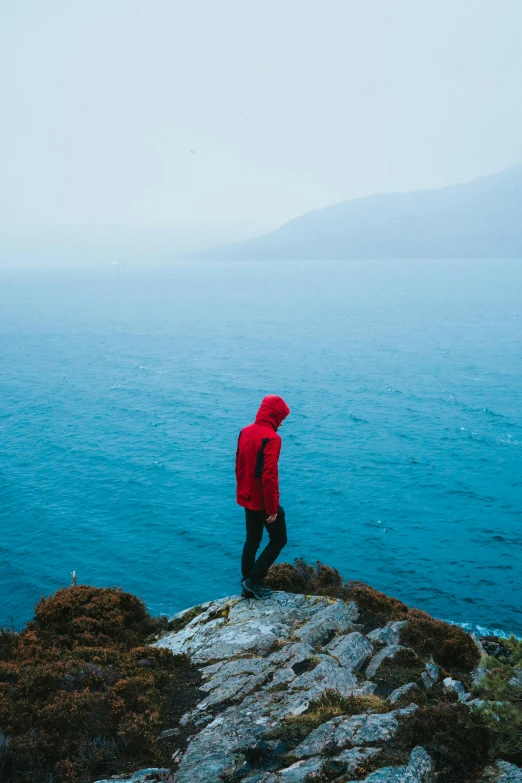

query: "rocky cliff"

left=94, top=585, right=522, bottom=783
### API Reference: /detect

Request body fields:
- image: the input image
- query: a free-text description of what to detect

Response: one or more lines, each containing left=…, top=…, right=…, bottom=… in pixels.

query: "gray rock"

left=472, top=666, right=488, bottom=686
left=343, top=746, right=433, bottom=782
left=467, top=698, right=486, bottom=710
left=156, top=592, right=325, bottom=663
left=267, top=641, right=317, bottom=667
left=200, top=656, right=272, bottom=685
left=334, top=746, right=382, bottom=771
left=194, top=656, right=276, bottom=710
left=291, top=714, right=347, bottom=757
left=509, top=669, right=522, bottom=687
left=480, top=760, right=522, bottom=782
left=109, top=592, right=437, bottom=783
left=174, top=685, right=328, bottom=783
left=199, top=670, right=270, bottom=709
left=352, top=706, right=417, bottom=746
left=278, top=757, right=325, bottom=781
left=443, top=677, right=470, bottom=702
left=292, top=705, right=417, bottom=758
left=357, top=680, right=378, bottom=695
left=471, top=633, right=487, bottom=658
left=158, top=727, right=180, bottom=739
left=288, top=653, right=358, bottom=697
left=293, top=600, right=358, bottom=646
left=421, top=664, right=440, bottom=689
left=243, top=749, right=381, bottom=783
left=387, top=682, right=420, bottom=704
left=403, top=746, right=434, bottom=782
left=326, top=631, right=374, bottom=671
left=94, top=770, right=171, bottom=783
left=348, top=769, right=405, bottom=783
left=367, top=621, right=408, bottom=647
left=168, top=602, right=208, bottom=625
left=366, top=645, right=406, bottom=678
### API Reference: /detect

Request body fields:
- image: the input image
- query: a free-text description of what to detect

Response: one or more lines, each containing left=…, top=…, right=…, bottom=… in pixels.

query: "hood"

left=255, top=395, right=290, bottom=430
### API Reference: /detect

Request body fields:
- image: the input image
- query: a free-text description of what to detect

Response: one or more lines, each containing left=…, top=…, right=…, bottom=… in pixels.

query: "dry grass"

left=269, top=690, right=389, bottom=744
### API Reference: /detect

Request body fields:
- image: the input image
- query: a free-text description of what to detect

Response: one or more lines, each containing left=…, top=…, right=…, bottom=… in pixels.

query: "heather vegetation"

left=1, top=564, right=520, bottom=783
left=265, top=559, right=522, bottom=782
left=265, top=559, right=481, bottom=672
left=394, top=703, right=489, bottom=783
left=0, top=586, right=200, bottom=783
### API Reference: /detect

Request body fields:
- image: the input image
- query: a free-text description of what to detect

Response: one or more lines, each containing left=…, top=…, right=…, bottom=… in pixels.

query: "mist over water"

left=0, top=258, right=520, bottom=635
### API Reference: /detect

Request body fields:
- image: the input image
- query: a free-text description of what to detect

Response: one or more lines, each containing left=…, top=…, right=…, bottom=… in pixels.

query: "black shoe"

left=241, top=578, right=269, bottom=601
left=241, top=579, right=254, bottom=598
left=258, top=585, right=273, bottom=598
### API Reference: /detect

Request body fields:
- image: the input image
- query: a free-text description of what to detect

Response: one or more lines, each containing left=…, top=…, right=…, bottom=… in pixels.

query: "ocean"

left=0, top=258, right=520, bottom=635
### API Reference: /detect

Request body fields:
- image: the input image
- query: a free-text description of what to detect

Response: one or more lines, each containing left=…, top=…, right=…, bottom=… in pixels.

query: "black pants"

left=241, top=505, right=287, bottom=584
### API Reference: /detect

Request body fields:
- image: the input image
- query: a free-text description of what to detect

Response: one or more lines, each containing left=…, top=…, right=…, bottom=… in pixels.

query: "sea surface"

left=0, top=259, right=521, bottom=635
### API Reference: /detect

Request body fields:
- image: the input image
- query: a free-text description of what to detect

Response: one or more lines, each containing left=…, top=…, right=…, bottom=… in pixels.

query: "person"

left=235, top=394, right=290, bottom=600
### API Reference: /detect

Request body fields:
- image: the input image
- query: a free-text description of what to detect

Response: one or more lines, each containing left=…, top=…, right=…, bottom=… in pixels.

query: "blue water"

left=0, top=259, right=521, bottom=635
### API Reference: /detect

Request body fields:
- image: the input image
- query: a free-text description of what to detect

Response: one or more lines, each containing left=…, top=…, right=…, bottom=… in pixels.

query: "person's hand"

left=267, top=514, right=277, bottom=523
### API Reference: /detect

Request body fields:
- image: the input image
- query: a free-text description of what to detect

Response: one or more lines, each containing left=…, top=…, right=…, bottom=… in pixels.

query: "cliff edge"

left=94, top=567, right=522, bottom=783
left=2, top=562, right=520, bottom=783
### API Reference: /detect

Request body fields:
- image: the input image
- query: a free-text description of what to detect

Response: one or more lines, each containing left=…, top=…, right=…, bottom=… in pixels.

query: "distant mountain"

left=206, top=165, right=522, bottom=260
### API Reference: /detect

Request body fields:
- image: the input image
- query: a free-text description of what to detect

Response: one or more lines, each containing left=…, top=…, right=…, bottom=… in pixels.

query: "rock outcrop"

left=94, top=590, right=521, bottom=783
left=156, top=593, right=428, bottom=782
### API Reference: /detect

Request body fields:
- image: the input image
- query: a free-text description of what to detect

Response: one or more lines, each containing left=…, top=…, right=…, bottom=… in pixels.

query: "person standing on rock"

left=236, top=395, right=290, bottom=600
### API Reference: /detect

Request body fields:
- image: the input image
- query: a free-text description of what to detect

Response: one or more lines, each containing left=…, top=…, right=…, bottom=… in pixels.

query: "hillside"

left=205, top=165, right=522, bottom=260
left=1, top=562, right=521, bottom=783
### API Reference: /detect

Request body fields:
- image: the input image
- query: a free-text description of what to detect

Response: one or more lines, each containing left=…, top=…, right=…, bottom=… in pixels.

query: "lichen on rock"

left=149, top=591, right=438, bottom=782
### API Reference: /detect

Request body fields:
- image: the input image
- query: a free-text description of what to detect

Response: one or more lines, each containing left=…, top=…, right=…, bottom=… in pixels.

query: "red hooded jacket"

left=235, top=395, right=291, bottom=517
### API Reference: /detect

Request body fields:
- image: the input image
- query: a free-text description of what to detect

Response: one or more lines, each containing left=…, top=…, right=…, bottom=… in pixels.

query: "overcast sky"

left=1, top=0, right=522, bottom=235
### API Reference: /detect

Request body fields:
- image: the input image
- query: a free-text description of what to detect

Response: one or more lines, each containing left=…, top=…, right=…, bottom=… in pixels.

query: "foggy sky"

left=1, top=0, right=522, bottom=237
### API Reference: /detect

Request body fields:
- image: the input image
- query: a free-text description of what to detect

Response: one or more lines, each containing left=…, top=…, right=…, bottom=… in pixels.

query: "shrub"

left=400, top=611, right=480, bottom=672
left=475, top=701, right=522, bottom=763
left=342, top=582, right=409, bottom=625
left=266, top=560, right=344, bottom=597
left=473, top=638, right=522, bottom=764
left=266, top=559, right=409, bottom=628
left=0, top=627, right=17, bottom=662
left=495, top=634, right=522, bottom=668
left=28, top=586, right=160, bottom=650
left=0, top=586, right=199, bottom=783
left=394, top=703, right=489, bottom=783
left=375, top=648, right=426, bottom=690
left=267, top=560, right=480, bottom=672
